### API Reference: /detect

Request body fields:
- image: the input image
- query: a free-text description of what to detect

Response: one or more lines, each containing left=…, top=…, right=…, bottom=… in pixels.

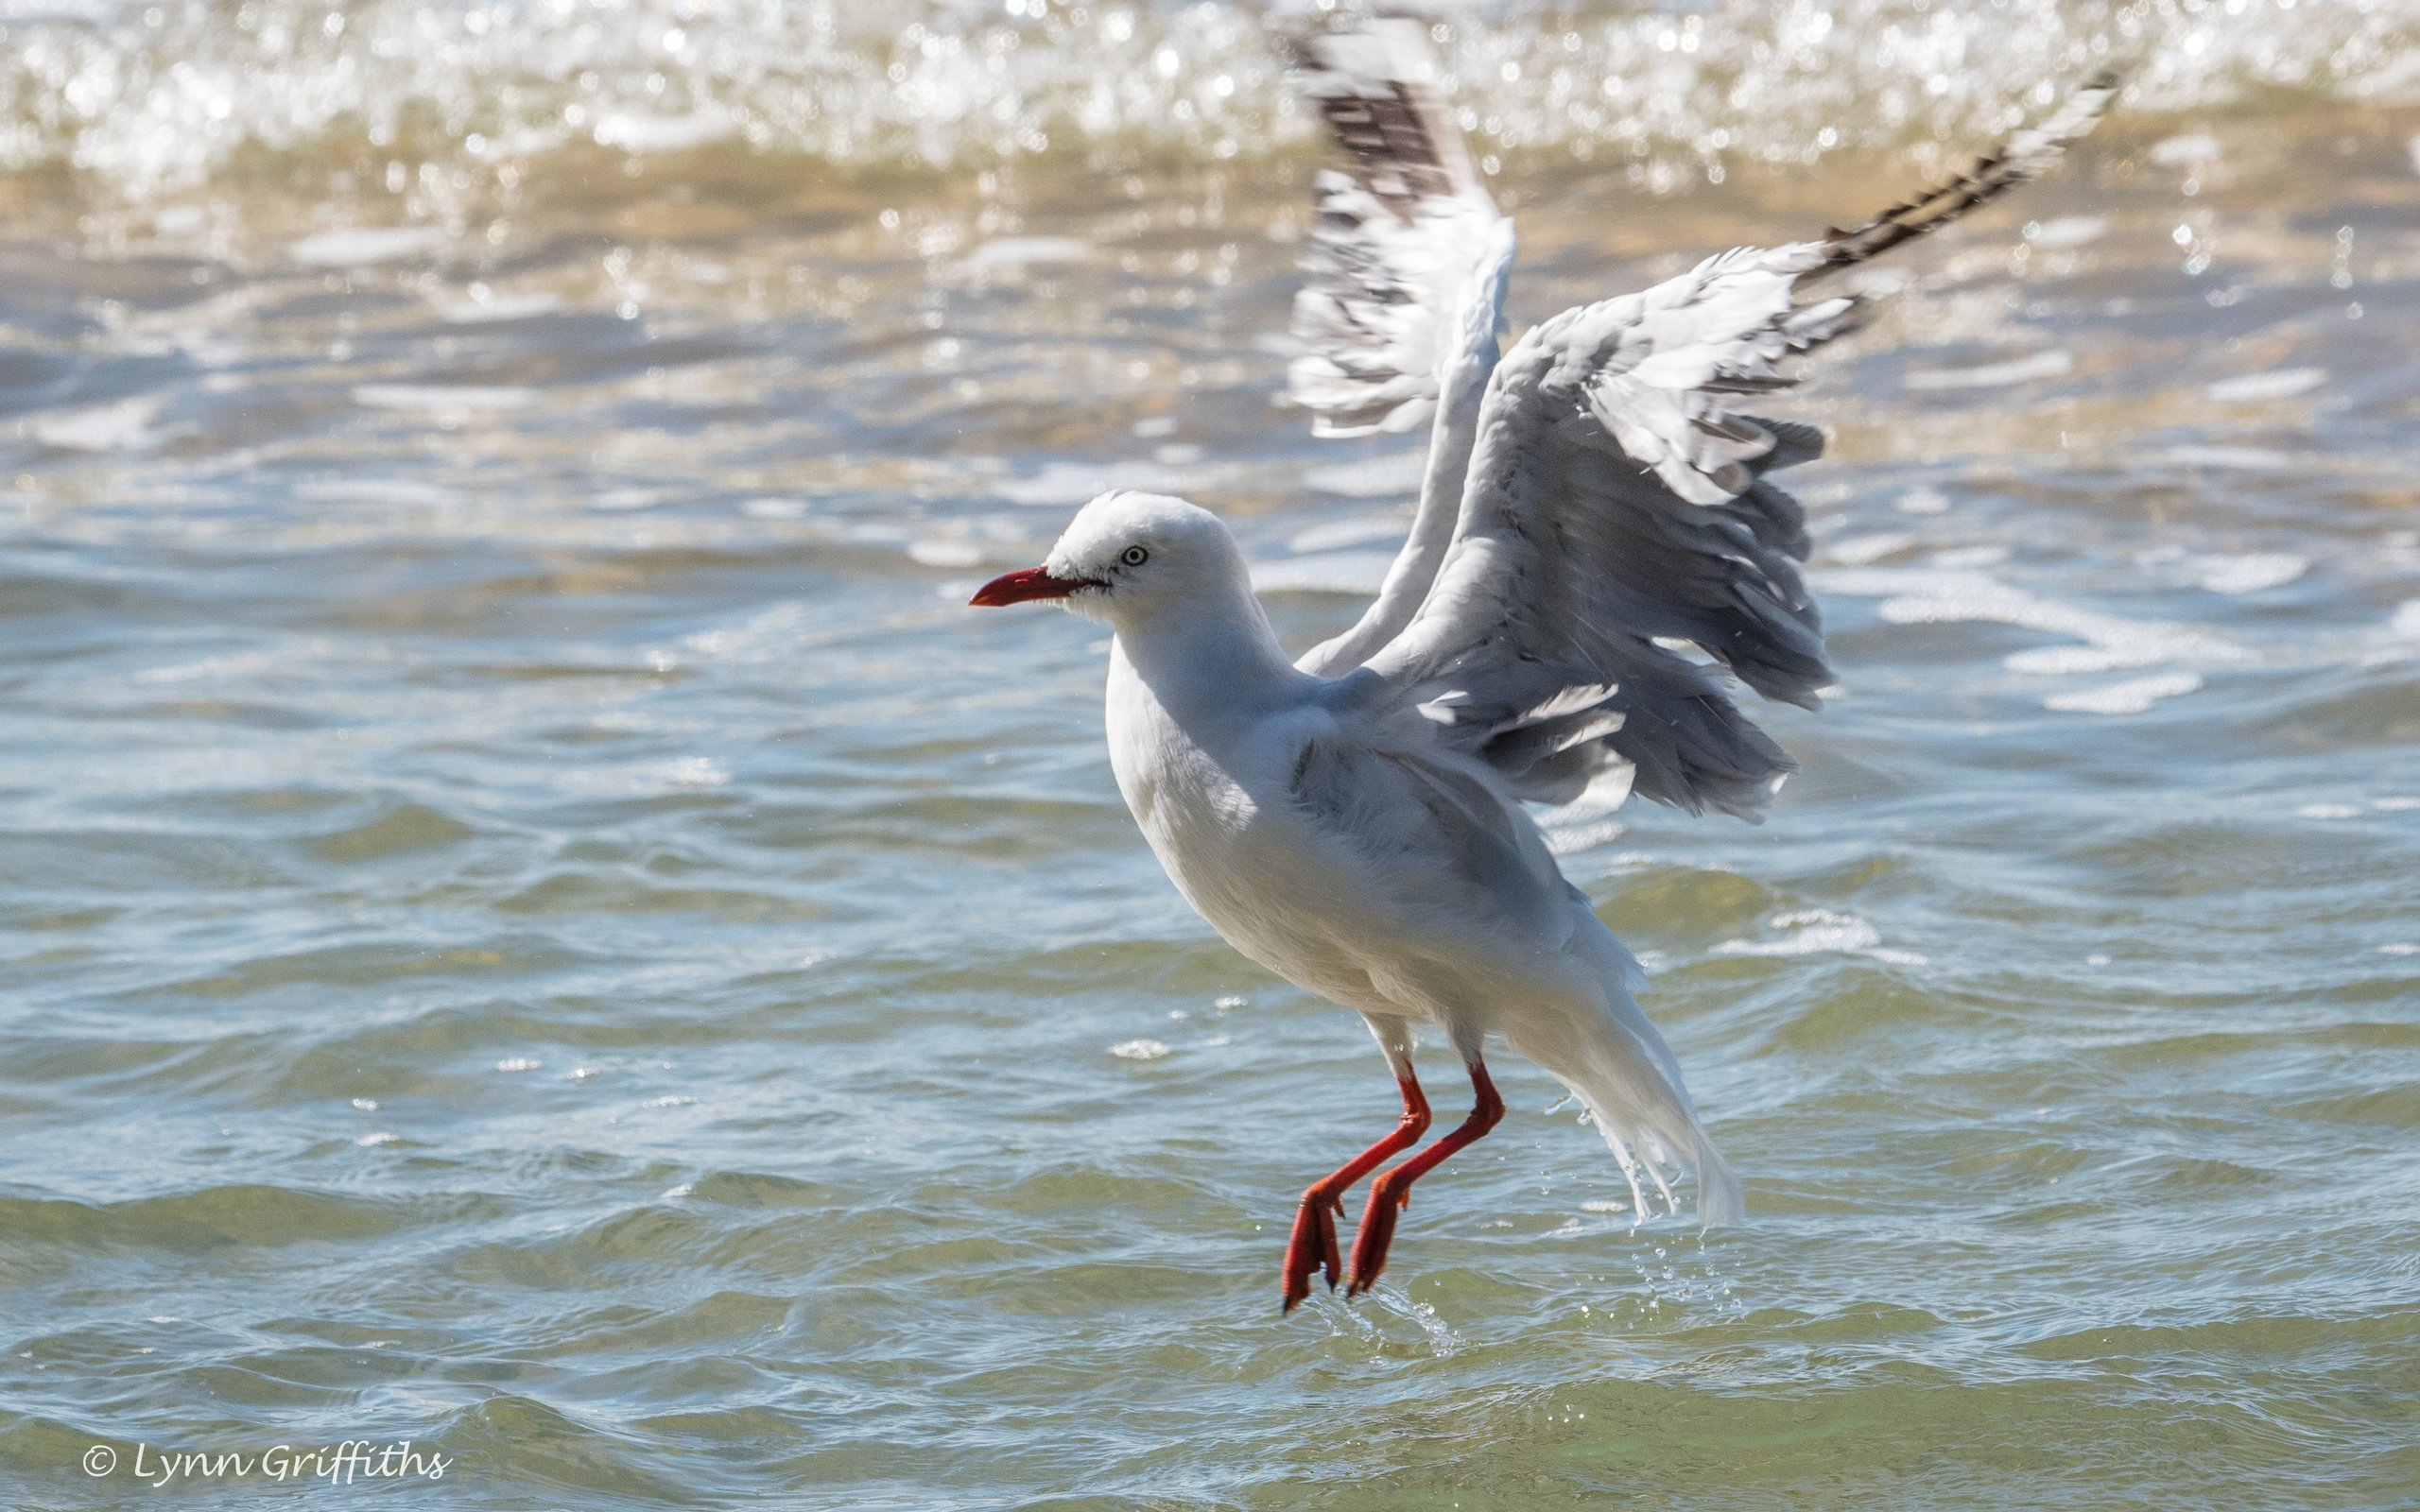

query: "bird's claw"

left=1280, top=1187, right=1344, bottom=1313
left=1344, top=1174, right=1408, bottom=1297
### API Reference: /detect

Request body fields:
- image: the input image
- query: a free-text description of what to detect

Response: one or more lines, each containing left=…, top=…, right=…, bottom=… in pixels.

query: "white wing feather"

left=1286, top=19, right=1504, bottom=440
left=1286, top=18, right=1514, bottom=677
left=1327, top=68, right=2119, bottom=819
left=1355, top=242, right=1852, bottom=820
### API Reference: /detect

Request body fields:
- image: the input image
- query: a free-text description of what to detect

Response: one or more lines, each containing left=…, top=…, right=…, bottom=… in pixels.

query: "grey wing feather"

left=1288, top=722, right=1576, bottom=950
left=1341, top=68, right=2118, bottom=821
left=1286, top=19, right=1502, bottom=439
left=1358, top=243, right=1853, bottom=820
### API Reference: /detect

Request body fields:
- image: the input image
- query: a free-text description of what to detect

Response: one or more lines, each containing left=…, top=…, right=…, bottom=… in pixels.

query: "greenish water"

left=5, top=6, right=2420, bottom=1506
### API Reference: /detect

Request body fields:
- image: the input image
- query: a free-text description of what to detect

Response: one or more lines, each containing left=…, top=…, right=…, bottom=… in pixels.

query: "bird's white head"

left=970, top=490, right=1249, bottom=627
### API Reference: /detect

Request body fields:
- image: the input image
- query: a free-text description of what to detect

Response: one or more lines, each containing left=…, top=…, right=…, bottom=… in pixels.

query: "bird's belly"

left=1124, top=751, right=1410, bottom=1013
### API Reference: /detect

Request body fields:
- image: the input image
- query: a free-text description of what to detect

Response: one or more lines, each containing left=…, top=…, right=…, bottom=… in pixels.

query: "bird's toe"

left=1344, top=1177, right=1406, bottom=1297
left=1280, top=1189, right=1344, bottom=1312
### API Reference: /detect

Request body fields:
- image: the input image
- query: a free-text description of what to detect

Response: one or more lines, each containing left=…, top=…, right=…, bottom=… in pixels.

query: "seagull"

left=974, top=34, right=2118, bottom=1312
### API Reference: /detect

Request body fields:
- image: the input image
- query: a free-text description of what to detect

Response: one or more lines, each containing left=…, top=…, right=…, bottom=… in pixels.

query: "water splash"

left=5, top=0, right=2419, bottom=201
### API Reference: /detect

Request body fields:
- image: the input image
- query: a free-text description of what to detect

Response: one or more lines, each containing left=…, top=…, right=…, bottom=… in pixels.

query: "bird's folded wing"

left=1291, top=718, right=1579, bottom=951
left=1286, top=18, right=1505, bottom=438
left=1353, top=242, right=1855, bottom=821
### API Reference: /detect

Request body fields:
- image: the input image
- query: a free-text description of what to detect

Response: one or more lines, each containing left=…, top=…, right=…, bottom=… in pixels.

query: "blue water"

left=4, top=7, right=2420, bottom=1505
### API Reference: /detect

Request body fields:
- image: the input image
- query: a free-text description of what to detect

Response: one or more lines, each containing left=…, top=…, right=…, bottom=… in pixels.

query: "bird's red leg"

left=1345, top=1057, right=1504, bottom=1297
left=1281, top=1073, right=1431, bottom=1313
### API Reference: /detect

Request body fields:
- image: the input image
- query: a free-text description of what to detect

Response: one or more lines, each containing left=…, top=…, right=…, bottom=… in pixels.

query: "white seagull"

left=975, top=34, right=2118, bottom=1311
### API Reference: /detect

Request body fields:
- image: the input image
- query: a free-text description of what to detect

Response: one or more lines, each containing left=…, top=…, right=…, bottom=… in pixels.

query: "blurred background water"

left=3, top=1, right=2420, bottom=1507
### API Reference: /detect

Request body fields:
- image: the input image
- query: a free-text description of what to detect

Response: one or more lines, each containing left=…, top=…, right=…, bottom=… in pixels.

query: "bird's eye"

left=1120, top=545, right=1150, bottom=567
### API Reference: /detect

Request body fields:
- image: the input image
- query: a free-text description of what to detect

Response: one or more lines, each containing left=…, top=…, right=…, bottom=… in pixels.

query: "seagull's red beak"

left=970, top=566, right=1092, bottom=607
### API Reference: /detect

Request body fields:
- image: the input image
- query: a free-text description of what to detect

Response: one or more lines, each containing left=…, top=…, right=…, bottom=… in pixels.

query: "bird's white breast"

left=1104, top=644, right=1399, bottom=1012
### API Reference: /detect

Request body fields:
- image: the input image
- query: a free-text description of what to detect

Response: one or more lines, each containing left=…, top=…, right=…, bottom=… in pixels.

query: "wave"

left=0, top=0, right=2414, bottom=201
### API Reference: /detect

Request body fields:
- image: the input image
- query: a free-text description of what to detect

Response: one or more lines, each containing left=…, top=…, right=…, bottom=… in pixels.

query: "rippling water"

left=5, top=2, right=2420, bottom=1506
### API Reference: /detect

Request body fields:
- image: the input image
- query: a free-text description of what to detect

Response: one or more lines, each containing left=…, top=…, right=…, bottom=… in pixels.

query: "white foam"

left=1713, top=909, right=1926, bottom=967
left=5, top=1, right=2413, bottom=198
left=662, top=757, right=728, bottom=787
left=288, top=226, right=446, bottom=267
left=2187, top=553, right=2306, bottom=594
left=2296, top=803, right=2360, bottom=819
left=591, top=109, right=729, bottom=153
left=31, top=396, right=170, bottom=451
left=2167, top=444, right=2294, bottom=471
left=353, top=384, right=538, bottom=412
left=1903, top=349, right=2072, bottom=391
left=2005, top=644, right=2168, bottom=676
left=1931, top=545, right=2009, bottom=569
left=439, top=290, right=567, bottom=323
left=1820, top=565, right=2234, bottom=679
left=2043, top=671, right=2203, bottom=714
left=1110, top=1039, right=1171, bottom=1060
left=956, top=235, right=1091, bottom=277
left=2151, top=131, right=2223, bottom=166
left=907, top=540, right=988, bottom=568
left=1820, top=531, right=1917, bottom=566
left=2025, top=215, right=2107, bottom=249
left=294, top=477, right=467, bottom=507
left=2204, top=368, right=2327, bottom=403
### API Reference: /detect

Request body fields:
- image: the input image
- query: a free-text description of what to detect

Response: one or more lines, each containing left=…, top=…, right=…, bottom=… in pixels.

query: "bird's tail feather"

left=1507, top=943, right=1743, bottom=1228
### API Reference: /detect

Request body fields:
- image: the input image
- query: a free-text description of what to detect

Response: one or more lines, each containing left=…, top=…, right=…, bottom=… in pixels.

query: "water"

left=5, top=1, right=2420, bottom=1506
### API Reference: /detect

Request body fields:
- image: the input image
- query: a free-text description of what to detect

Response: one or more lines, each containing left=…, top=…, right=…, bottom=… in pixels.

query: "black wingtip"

left=1810, top=65, right=2122, bottom=276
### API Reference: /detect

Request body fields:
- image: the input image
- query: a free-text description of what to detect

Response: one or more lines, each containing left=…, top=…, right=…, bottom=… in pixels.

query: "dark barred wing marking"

left=1293, top=27, right=1468, bottom=216
left=1286, top=19, right=1501, bottom=439
left=1819, top=69, right=2122, bottom=274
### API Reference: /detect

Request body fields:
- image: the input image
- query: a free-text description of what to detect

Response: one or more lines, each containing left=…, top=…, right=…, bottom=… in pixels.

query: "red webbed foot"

left=1344, top=1173, right=1408, bottom=1296
left=1340, top=1057, right=1503, bottom=1299
left=1276, top=1071, right=1430, bottom=1314
left=1280, top=1189, right=1344, bottom=1312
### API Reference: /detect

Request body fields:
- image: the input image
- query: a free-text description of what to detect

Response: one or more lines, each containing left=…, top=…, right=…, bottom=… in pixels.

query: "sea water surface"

left=4, top=1, right=2420, bottom=1507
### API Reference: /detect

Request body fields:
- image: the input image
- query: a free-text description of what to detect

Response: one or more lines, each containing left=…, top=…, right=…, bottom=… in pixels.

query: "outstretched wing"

left=1356, top=244, right=1853, bottom=821
left=1814, top=69, right=2121, bottom=276
left=1286, top=18, right=1505, bottom=438
left=1335, top=70, right=2118, bottom=821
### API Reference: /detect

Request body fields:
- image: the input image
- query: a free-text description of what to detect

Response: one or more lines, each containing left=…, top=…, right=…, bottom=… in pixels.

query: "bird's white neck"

left=1107, top=578, right=1303, bottom=729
